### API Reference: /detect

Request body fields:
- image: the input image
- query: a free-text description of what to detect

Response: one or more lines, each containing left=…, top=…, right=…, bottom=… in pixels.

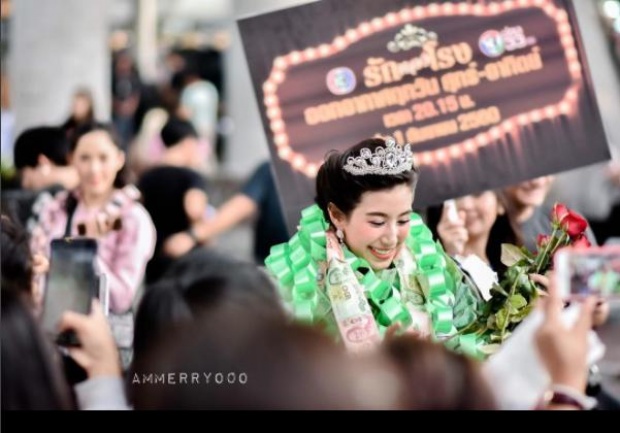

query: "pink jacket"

left=30, top=186, right=156, bottom=313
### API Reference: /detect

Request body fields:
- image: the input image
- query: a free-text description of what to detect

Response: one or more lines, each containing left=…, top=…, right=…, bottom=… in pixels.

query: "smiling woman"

left=29, top=123, right=156, bottom=366
left=266, top=137, right=486, bottom=355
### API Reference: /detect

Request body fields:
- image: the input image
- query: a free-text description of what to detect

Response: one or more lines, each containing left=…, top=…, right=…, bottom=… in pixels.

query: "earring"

left=336, top=228, right=344, bottom=244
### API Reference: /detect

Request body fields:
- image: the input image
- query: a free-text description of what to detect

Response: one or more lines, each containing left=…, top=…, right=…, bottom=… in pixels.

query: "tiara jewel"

left=343, top=137, right=414, bottom=176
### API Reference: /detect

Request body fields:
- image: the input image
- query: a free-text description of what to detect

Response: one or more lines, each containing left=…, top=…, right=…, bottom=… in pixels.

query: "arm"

left=98, top=205, right=155, bottom=313
left=194, top=193, right=257, bottom=242
left=161, top=193, right=257, bottom=259
left=59, top=301, right=130, bottom=410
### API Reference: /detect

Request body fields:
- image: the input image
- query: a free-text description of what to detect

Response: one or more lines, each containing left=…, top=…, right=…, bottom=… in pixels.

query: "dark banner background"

left=238, top=0, right=610, bottom=234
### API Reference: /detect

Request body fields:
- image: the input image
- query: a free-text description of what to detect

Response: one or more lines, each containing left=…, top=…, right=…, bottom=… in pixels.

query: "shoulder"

left=33, top=189, right=70, bottom=216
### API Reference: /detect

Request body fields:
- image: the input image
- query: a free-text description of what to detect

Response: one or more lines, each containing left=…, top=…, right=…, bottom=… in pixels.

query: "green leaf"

left=480, top=344, right=502, bottom=355
left=501, top=243, right=527, bottom=267
left=496, top=308, right=508, bottom=329
left=509, top=294, right=527, bottom=309
left=490, top=283, right=509, bottom=297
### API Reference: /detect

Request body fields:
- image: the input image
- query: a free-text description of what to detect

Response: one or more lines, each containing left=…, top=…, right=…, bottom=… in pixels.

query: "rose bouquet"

left=467, top=203, right=591, bottom=348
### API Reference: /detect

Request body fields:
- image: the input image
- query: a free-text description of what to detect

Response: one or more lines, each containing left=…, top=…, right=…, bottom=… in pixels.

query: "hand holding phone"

left=438, top=199, right=468, bottom=256
left=41, top=238, right=99, bottom=346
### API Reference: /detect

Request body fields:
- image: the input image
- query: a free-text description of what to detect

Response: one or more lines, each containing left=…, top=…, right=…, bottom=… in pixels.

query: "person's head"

left=160, top=117, right=200, bottom=166
left=384, top=334, right=497, bottom=410
left=502, top=175, right=554, bottom=210
left=133, top=249, right=285, bottom=369
left=1, top=215, right=34, bottom=303
left=13, top=126, right=71, bottom=189
left=70, top=89, right=95, bottom=122
left=455, top=191, right=503, bottom=241
left=70, top=122, right=126, bottom=198
left=133, top=307, right=405, bottom=410
left=1, top=287, right=72, bottom=410
left=316, top=137, right=419, bottom=270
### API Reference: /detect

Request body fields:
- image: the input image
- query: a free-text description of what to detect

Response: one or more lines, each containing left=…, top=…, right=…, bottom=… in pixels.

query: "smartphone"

left=555, top=246, right=620, bottom=301
left=41, top=238, right=99, bottom=346
left=444, top=199, right=459, bottom=223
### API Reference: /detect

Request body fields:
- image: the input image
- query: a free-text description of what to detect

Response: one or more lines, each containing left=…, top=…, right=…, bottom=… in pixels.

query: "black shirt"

left=241, top=162, right=289, bottom=264
left=138, top=166, right=206, bottom=283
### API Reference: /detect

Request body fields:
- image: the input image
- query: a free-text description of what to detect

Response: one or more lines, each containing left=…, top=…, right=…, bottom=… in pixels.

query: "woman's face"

left=332, top=184, right=414, bottom=271
left=504, top=176, right=554, bottom=208
left=72, top=131, right=124, bottom=198
left=455, top=192, right=499, bottom=239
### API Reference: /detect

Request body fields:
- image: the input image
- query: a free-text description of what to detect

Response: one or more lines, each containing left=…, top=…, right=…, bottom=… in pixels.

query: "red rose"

left=561, top=210, right=588, bottom=238
left=537, top=234, right=551, bottom=248
left=571, top=234, right=591, bottom=249
left=552, top=203, right=569, bottom=224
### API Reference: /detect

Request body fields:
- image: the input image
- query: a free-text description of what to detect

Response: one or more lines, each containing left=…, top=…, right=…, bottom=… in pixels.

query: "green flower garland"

left=265, top=204, right=486, bottom=358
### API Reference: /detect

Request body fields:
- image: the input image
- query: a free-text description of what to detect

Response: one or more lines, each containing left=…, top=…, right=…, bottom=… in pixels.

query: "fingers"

left=58, top=309, right=90, bottom=333
left=529, top=273, right=550, bottom=290
left=574, top=296, right=596, bottom=333
left=32, top=254, right=50, bottom=275
left=66, top=348, right=91, bottom=369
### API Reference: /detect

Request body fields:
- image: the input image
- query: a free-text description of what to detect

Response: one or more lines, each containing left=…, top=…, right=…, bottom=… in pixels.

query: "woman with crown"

left=265, top=137, right=486, bottom=355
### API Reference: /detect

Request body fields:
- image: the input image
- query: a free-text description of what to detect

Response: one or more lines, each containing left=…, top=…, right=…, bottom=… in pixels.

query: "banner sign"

left=238, top=0, right=610, bottom=233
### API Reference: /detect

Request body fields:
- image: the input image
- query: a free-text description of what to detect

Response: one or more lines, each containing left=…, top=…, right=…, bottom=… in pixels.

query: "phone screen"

left=555, top=247, right=620, bottom=300
left=42, top=238, right=99, bottom=340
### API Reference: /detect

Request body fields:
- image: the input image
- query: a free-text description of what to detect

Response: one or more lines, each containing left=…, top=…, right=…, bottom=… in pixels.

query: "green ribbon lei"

left=265, top=204, right=486, bottom=358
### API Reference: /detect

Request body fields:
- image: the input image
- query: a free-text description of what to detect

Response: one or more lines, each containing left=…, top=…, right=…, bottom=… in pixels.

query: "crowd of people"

left=1, top=45, right=619, bottom=410
left=2, top=119, right=613, bottom=410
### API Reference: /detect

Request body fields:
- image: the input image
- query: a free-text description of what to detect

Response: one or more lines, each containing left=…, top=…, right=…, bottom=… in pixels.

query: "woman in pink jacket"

left=30, top=123, right=156, bottom=365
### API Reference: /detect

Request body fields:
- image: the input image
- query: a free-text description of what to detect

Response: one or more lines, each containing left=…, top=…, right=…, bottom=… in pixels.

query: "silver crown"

left=343, top=137, right=414, bottom=176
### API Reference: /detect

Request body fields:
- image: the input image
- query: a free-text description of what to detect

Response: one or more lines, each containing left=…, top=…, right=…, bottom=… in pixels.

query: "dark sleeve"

left=186, top=169, right=207, bottom=191
left=241, top=162, right=271, bottom=204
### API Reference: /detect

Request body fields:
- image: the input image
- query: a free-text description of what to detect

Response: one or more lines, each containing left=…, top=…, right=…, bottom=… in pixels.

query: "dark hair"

left=72, top=88, right=95, bottom=120
left=160, top=117, right=198, bottom=148
left=62, top=89, right=96, bottom=137
left=132, top=249, right=284, bottom=372
left=132, top=308, right=405, bottom=410
left=13, top=126, right=70, bottom=169
left=1, top=288, right=73, bottom=410
left=70, top=122, right=126, bottom=188
left=315, top=137, right=419, bottom=225
left=1, top=215, right=34, bottom=302
left=384, top=334, right=497, bottom=410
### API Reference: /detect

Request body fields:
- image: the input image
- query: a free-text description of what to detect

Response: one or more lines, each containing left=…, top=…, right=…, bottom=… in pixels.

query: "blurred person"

left=173, top=161, right=289, bottom=264
left=1, top=214, right=45, bottom=305
left=384, top=334, right=497, bottom=410
left=13, top=126, right=78, bottom=192
left=62, top=89, right=95, bottom=141
left=112, top=50, right=142, bottom=149
left=132, top=305, right=405, bottom=410
left=433, top=191, right=520, bottom=279
left=137, top=117, right=211, bottom=284
left=1, top=218, right=128, bottom=410
left=29, top=122, right=156, bottom=365
left=2, top=126, right=78, bottom=227
left=177, top=63, right=219, bottom=150
left=131, top=248, right=286, bottom=385
left=1, top=287, right=73, bottom=410
left=126, top=107, right=169, bottom=179
left=501, top=177, right=598, bottom=252
left=500, top=175, right=556, bottom=252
